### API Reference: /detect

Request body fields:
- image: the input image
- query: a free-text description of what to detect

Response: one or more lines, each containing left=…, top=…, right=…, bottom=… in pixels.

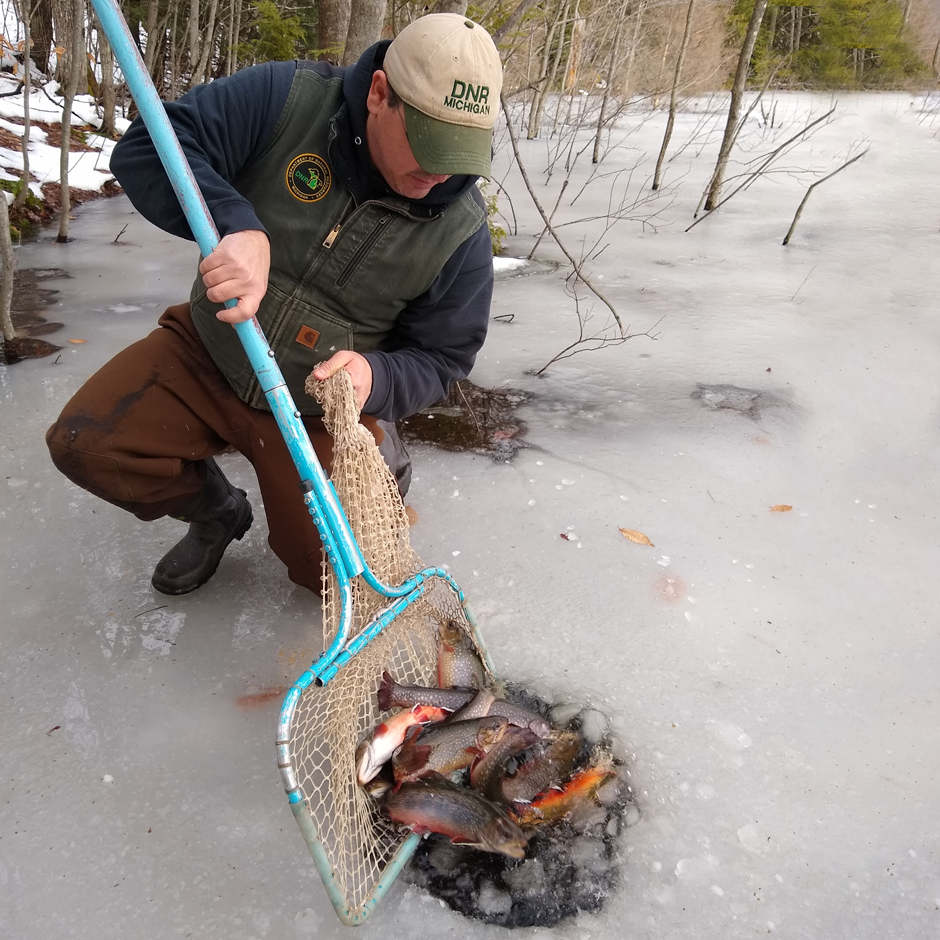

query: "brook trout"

left=355, top=704, right=448, bottom=785
left=393, top=716, right=509, bottom=782
left=386, top=773, right=528, bottom=859
left=511, top=766, right=616, bottom=827
left=501, top=731, right=582, bottom=805
left=377, top=671, right=475, bottom=713
left=444, top=688, right=496, bottom=722
left=469, top=726, right=540, bottom=803
left=438, top=620, right=484, bottom=689
left=488, top=700, right=552, bottom=738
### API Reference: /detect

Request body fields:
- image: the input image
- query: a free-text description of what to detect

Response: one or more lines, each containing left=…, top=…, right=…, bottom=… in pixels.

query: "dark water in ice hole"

left=399, top=380, right=531, bottom=460
left=401, top=684, right=635, bottom=929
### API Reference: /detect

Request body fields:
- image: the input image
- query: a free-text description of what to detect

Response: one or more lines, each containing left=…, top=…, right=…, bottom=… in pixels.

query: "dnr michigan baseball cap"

left=383, top=13, right=503, bottom=179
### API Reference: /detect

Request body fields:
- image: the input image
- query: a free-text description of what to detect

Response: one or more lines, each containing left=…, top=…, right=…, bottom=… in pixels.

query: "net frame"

left=277, top=371, right=491, bottom=925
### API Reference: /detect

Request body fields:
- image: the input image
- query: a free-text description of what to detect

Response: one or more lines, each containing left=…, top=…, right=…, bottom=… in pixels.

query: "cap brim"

left=403, top=103, right=493, bottom=179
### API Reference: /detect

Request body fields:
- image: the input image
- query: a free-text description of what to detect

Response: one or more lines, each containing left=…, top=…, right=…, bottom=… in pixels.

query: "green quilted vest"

left=190, top=68, right=485, bottom=415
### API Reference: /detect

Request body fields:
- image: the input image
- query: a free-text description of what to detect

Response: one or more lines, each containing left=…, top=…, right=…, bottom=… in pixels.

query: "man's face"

left=366, top=70, right=451, bottom=200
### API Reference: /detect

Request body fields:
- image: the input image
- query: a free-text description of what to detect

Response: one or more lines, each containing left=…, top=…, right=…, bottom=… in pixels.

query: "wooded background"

left=0, top=0, right=938, bottom=357
left=3, top=0, right=938, bottom=121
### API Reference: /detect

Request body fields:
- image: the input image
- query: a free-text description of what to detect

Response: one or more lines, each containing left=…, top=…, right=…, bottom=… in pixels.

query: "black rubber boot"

left=151, top=458, right=253, bottom=596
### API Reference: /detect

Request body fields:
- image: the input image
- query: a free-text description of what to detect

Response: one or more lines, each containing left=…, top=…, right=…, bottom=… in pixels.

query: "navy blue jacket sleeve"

left=110, top=62, right=299, bottom=241
left=362, top=218, right=493, bottom=422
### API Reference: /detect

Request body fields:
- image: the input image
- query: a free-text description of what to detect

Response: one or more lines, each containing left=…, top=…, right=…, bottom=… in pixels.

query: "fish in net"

left=281, top=368, right=490, bottom=922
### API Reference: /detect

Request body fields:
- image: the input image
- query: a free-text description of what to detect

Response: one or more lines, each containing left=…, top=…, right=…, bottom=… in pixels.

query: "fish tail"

left=377, top=671, right=394, bottom=712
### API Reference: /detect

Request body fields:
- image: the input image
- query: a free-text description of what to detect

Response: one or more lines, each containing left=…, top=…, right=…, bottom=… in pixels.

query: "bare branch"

left=500, top=94, right=625, bottom=332
left=782, top=149, right=870, bottom=245
left=686, top=106, right=837, bottom=232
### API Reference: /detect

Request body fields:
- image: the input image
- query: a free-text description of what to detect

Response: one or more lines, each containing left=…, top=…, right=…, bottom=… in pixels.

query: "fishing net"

left=286, top=368, right=484, bottom=915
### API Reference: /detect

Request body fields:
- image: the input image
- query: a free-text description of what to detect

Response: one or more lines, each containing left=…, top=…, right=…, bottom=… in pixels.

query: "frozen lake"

left=2, top=91, right=939, bottom=938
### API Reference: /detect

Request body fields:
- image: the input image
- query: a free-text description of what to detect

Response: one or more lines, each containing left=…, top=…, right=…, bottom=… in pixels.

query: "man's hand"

left=199, top=230, right=270, bottom=324
left=312, top=351, right=373, bottom=411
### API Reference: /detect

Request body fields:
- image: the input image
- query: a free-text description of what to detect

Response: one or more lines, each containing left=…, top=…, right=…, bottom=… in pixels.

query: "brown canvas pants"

left=45, top=303, right=382, bottom=593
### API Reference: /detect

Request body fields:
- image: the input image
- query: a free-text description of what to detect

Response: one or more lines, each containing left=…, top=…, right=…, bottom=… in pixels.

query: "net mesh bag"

left=289, top=369, right=484, bottom=912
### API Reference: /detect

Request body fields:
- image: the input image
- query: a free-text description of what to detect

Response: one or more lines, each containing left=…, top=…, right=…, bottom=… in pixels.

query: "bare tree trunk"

left=0, top=189, right=16, bottom=355
left=551, top=0, right=581, bottom=138
left=51, top=0, right=69, bottom=83
left=430, top=0, right=468, bottom=12
left=563, top=2, right=583, bottom=93
left=703, top=0, right=769, bottom=211
left=223, top=0, right=236, bottom=76
left=187, top=0, right=200, bottom=84
left=652, top=0, right=695, bottom=191
left=98, top=16, right=117, bottom=137
left=143, top=0, right=159, bottom=74
left=229, top=0, right=243, bottom=75
left=169, top=0, right=182, bottom=99
left=492, top=0, right=541, bottom=46
left=30, top=0, right=55, bottom=75
left=343, top=0, right=388, bottom=66
left=527, top=0, right=566, bottom=139
left=13, top=0, right=32, bottom=211
left=57, top=0, right=84, bottom=243
left=933, top=35, right=940, bottom=79
left=319, top=0, right=350, bottom=65
left=618, top=0, right=647, bottom=100
left=591, top=0, right=630, bottom=164
left=194, top=0, right=221, bottom=83
left=530, top=0, right=570, bottom=138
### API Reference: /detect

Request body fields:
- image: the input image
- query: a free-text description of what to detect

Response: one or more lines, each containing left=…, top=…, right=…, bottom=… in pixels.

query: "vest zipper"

left=322, top=222, right=341, bottom=248
left=322, top=196, right=356, bottom=248
left=335, top=213, right=394, bottom=287
left=322, top=198, right=438, bottom=253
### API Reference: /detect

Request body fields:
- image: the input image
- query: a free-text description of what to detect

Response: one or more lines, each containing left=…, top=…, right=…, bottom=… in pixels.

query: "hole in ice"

left=404, top=685, right=635, bottom=928
left=399, top=380, right=531, bottom=461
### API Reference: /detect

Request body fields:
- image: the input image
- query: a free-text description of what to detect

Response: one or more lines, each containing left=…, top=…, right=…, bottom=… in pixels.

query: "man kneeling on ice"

left=46, top=14, right=502, bottom=596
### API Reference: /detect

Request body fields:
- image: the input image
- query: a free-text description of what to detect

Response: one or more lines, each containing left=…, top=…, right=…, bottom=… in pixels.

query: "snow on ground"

left=0, top=75, right=124, bottom=199
left=2, top=91, right=940, bottom=939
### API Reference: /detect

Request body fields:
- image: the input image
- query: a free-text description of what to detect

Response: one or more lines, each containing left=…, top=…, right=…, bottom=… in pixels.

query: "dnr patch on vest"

left=286, top=153, right=331, bottom=202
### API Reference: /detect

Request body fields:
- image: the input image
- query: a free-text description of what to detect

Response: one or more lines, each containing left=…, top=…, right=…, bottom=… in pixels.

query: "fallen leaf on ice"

left=68, top=338, right=86, bottom=344
left=619, top=527, right=654, bottom=546
left=769, top=504, right=792, bottom=513
left=405, top=505, right=419, bottom=525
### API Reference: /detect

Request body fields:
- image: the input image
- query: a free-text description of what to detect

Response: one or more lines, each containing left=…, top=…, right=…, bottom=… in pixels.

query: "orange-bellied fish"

left=501, top=731, right=582, bottom=805
left=510, top=766, right=616, bottom=827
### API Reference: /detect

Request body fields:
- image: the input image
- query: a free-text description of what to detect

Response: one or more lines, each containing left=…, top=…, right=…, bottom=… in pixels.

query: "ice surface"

left=2, top=91, right=940, bottom=938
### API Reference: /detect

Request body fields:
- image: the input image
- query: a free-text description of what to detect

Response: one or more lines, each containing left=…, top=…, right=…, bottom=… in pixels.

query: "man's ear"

left=366, top=69, right=389, bottom=117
